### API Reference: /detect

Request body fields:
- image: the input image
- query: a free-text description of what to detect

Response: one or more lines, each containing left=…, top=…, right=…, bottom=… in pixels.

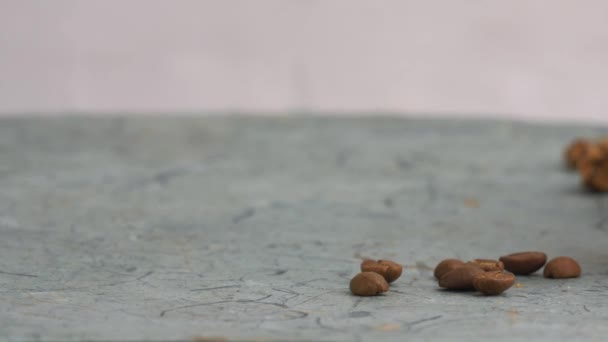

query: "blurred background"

left=1, top=0, right=607, bottom=123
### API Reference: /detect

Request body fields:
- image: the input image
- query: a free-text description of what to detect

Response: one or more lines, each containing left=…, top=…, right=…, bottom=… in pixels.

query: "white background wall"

left=1, top=0, right=608, bottom=123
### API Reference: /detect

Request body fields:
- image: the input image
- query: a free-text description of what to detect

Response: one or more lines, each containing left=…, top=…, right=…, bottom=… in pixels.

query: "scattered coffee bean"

left=583, top=143, right=608, bottom=166
left=499, top=251, right=547, bottom=275
left=543, top=256, right=581, bottom=279
left=438, top=265, right=484, bottom=291
left=564, top=138, right=606, bottom=169
left=564, top=137, right=608, bottom=192
left=579, top=158, right=598, bottom=185
left=434, top=259, right=466, bottom=279
left=361, top=259, right=402, bottom=283
left=472, top=271, right=515, bottom=296
left=582, top=157, right=608, bottom=192
left=467, top=259, right=504, bottom=272
left=350, top=272, right=389, bottom=296
left=564, top=139, right=591, bottom=169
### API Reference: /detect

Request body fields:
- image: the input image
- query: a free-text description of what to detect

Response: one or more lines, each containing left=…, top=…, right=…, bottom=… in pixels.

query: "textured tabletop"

left=1, top=117, right=607, bottom=341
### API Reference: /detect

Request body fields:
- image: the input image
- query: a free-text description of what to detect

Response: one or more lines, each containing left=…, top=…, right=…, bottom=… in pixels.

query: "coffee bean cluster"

left=350, top=259, right=402, bottom=296
left=564, top=137, right=608, bottom=191
left=350, top=254, right=580, bottom=297
left=436, top=252, right=581, bottom=296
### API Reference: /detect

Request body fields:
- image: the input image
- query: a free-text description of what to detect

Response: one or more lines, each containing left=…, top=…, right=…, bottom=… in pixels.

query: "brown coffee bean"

left=472, top=271, right=515, bottom=295
left=543, top=256, right=581, bottom=279
left=434, top=259, right=466, bottom=279
left=361, top=259, right=402, bottom=283
left=580, top=143, right=606, bottom=166
left=564, top=139, right=607, bottom=169
left=499, top=251, right=547, bottom=275
left=467, top=259, right=504, bottom=272
left=582, top=157, right=608, bottom=192
left=350, top=272, right=389, bottom=296
left=564, top=139, right=591, bottom=168
left=361, top=260, right=389, bottom=276
left=378, top=259, right=402, bottom=283
left=438, top=265, right=484, bottom=290
left=579, top=158, right=598, bottom=184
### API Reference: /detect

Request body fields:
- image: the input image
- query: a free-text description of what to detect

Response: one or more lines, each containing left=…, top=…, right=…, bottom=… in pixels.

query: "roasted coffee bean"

left=499, top=251, right=547, bottom=275
left=543, top=256, right=581, bottom=279
left=582, top=157, right=608, bottom=192
left=472, top=271, right=515, bottom=295
left=438, top=265, right=484, bottom=290
left=434, top=259, right=465, bottom=279
left=350, top=272, right=389, bottom=296
left=361, top=259, right=402, bottom=283
left=467, top=259, right=504, bottom=272
left=564, top=139, right=591, bottom=169
left=564, top=139, right=606, bottom=170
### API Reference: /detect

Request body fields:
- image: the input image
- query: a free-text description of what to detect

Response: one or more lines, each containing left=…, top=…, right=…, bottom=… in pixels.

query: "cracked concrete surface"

left=0, top=116, right=607, bottom=341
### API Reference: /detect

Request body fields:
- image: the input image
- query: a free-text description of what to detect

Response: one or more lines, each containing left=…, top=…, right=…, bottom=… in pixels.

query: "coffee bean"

left=472, top=271, right=515, bottom=295
left=438, top=265, right=484, bottom=290
left=360, top=260, right=389, bottom=276
left=350, top=272, right=389, bottom=296
left=564, top=138, right=607, bottom=170
left=499, top=251, right=547, bottom=275
left=434, top=259, right=465, bottom=279
left=543, top=256, right=581, bottom=279
left=564, top=139, right=591, bottom=169
left=582, top=156, right=608, bottom=192
left=361, top=259, right=402, bottom=283
left=467, top=259, right=504, bottom=272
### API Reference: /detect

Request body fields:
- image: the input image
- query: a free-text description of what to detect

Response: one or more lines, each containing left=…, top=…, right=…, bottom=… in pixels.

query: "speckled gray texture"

left=1, top=116, right=607, bottom=341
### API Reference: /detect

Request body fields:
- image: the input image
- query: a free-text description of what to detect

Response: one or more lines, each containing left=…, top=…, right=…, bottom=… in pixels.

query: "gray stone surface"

left=0, top=116, right=607, bottom=341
